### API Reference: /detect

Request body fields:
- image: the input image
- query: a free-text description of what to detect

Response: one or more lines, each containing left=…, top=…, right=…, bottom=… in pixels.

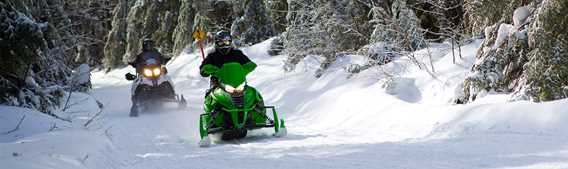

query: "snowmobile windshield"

left=202, top=62, right=256, bottom=88
left=144, top=58, right=158, bottom=66
left=216, top=63, right=247, bottom=88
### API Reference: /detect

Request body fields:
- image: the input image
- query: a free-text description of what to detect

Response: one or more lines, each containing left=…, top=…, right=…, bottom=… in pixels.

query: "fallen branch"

left=2, top=115, right=26, bottom=135
left=49, top=123, right=58, bottom=132
left=48, top=112, right=72, bottom=123
left=63, top=97, right=90, bottom=112
left=62, top=87, right=74, bottom=112
left=84, top=108, right=103, bottom=127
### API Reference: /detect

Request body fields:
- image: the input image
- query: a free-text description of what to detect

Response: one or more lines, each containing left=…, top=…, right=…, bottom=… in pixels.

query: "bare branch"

left=84, top=108, right=104, bottom=127
left=2, top=115, right=26, bottom=135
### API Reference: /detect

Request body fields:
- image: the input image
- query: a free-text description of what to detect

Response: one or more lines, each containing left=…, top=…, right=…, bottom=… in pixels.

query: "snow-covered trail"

left=89, top=85, right=568, bottom=169
left=88, top=39, right=568, bottom=169
left=3, top=39, right=568, bottom=169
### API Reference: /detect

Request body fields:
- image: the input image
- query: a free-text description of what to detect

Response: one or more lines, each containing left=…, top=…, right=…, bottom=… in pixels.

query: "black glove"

left=125, top=73, right=136, bottom=81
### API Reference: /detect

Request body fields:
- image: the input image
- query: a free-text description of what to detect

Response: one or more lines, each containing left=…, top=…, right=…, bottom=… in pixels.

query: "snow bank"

left=239, top=38, right=568, bottom=146
left=0, top=106, right=69, bottom=143
left=0, top=91, right=113, bottom=169
left=0, top=128, right=123, bottom=169
left=430, top=99, right=568, bottom=138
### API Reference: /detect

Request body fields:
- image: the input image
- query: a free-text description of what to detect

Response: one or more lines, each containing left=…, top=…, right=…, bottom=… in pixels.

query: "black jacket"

left=199, top=49, right=252, bottom=77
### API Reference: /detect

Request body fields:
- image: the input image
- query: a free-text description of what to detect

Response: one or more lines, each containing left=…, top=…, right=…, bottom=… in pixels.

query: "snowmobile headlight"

left=143, top=68, right=154, bottom=77
left=235, top=83, right=245, bottom=92
left=152, top=67, right=161, bottom=76
left=224, top=84, right=236, bottom=94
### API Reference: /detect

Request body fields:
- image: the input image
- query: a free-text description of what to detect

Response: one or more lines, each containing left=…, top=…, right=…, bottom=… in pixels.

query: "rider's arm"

left=199, top=68, right=210, bottom=77
left=199, top=54, right=213, bottom=77
left=199, top=64, right=210, bottom=77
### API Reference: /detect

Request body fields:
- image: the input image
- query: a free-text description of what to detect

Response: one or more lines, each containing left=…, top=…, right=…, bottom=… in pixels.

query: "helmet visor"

left=216, top=38, right=231, bottom=47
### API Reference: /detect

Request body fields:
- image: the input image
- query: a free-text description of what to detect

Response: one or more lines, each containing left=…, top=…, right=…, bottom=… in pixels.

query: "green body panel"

left=199, top=62, right=284, bottom=139
left=204, top=86, right=265, bottom=127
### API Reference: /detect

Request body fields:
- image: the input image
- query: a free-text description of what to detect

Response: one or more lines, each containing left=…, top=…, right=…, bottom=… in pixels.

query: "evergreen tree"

left=231, top=0, right=276, bottom=46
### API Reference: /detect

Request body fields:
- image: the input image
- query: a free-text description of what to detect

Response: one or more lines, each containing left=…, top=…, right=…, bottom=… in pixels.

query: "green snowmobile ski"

left=198, top=62, right=286, bottom=147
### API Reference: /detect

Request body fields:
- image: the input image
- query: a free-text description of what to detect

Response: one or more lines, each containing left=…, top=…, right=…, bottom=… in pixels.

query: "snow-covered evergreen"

left=1, top=1, right=77, bottom=113
left=284, top=0, right=371, bottom=76
left=231, top=0, right=276, bottom=46
left=370, top=0, right=425, bottom=52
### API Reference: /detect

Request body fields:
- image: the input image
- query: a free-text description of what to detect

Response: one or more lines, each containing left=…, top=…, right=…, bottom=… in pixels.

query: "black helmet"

left=214, top=30, right=232, bottom=54
left=142, top=38, right=154, bottom=51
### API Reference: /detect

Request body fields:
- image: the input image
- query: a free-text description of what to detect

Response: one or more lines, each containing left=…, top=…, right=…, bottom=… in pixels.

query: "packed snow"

left=2, top=38, right=568, bottom=169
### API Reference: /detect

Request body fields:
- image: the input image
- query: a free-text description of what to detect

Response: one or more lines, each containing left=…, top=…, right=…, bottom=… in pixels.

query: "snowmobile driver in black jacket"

left=129, top=38, right=171, bottom=73
left=199, top=30, right=253, bottom=96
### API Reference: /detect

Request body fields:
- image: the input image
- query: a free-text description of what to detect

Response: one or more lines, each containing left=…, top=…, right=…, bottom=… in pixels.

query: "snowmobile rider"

left=129, top=38, right=171, bottom=73
left=199, top=30, right=256, bottom=95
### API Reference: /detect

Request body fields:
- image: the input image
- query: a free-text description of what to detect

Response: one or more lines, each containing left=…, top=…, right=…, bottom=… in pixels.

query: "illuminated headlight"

left=224, top=85, right=236, bottom=93
left=143, top=67, right=161, bottom=78
left=152, top=68, right=161, bottom=76
left=143, top=68, right=153, bottom=77
left=224, top=83, right=245, bottom=94
left=235, top=83, right=245, bottom=92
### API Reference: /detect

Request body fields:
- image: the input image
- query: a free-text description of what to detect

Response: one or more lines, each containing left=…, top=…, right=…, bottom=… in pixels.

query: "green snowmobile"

left=198, top=62, right=286, bottom=147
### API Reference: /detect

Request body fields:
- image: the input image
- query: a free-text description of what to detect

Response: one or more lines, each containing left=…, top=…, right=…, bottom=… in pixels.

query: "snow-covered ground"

left=2, top=38, right=568, bottom=169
